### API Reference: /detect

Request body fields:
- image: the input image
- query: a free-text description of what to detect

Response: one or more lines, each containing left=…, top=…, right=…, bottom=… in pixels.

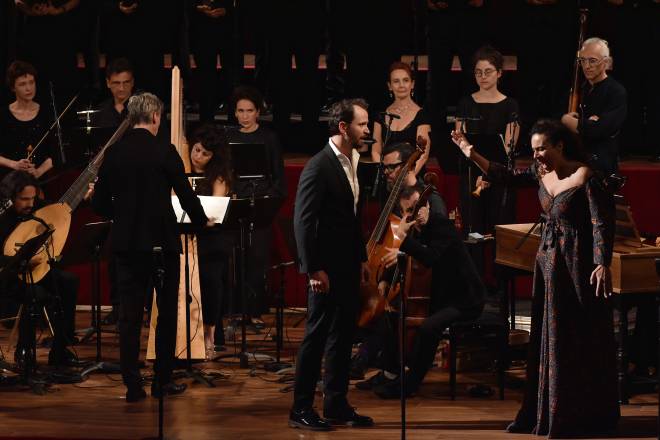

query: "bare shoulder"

left=572, top=163, right=592, bottom=184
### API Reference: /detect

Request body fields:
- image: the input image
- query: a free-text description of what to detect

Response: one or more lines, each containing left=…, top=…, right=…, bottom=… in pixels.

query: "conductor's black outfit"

left=92, top=128, right=207, bottom=389
left=292, top=143, right=366, bottom=415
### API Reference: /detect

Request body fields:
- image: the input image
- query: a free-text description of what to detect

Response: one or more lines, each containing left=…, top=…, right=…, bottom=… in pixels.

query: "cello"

left=358, top=137, right=426, bottom=328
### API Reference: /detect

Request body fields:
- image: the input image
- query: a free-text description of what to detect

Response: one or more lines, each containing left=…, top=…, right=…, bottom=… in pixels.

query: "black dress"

left=380, top=107, right=431, bottom=150
left=487, top=162, right=619, bottom=438
left=0, top=105, right=52, bottom=179
left=456, top=95, right=519, bottom=234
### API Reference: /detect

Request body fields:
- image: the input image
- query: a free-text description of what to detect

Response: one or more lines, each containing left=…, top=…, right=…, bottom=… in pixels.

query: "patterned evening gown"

left=487, top=162, right=620, bottom=438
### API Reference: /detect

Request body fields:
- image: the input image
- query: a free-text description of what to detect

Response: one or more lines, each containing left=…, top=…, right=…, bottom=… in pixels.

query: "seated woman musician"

left=0, top=61, right=54, bottom=180
left=188, top=123, right=232, bottom=358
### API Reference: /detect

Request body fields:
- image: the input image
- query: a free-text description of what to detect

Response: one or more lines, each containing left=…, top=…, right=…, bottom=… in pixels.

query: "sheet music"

left=171, top=196, right=230, bottom=223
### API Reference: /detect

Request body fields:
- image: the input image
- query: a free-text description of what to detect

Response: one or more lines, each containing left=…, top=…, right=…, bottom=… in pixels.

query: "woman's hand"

left=590, top=264, right=614, bottom=297
left=450, top=130, right=473, bottom=159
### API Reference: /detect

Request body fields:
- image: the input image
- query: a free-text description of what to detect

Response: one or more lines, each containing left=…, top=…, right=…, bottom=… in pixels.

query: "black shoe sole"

left=288, top=419, right=332, bottom=431
left=324, top=418, right=374, bottom=427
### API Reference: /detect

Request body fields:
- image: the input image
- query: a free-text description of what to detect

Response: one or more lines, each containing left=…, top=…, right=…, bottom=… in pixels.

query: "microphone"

left=361, top=138, right=376, bottom=145
left=379, top=111, right=400, bottom=120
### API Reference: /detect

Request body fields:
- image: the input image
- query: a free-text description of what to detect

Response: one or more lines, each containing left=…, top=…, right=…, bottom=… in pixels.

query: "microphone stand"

left=371, top=114, right=396, bottom=200
left=397, top=251, right=408, bottom=440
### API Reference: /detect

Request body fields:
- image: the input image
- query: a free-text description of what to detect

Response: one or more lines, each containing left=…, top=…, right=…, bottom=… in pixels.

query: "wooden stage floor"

left=0, top=311, right=657, bottom=440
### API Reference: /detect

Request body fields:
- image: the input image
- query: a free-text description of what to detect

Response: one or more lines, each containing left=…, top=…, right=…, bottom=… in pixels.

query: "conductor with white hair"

left=561, top=37, right=627, bottom=175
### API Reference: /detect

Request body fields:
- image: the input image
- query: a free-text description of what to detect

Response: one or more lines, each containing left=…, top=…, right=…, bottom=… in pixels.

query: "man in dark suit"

left=289, top=99, right=373, bottom=431
left=92, top=93, right=209, bottom=403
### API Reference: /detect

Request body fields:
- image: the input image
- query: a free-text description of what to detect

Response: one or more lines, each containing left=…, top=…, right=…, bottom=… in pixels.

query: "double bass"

left=358, top=138, right=429, bottom=327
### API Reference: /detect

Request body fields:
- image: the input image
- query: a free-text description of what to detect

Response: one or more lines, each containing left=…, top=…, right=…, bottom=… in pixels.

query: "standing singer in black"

left=289, top=99, right=373, bottom=431
left=92, top=93, right=209, bottom=403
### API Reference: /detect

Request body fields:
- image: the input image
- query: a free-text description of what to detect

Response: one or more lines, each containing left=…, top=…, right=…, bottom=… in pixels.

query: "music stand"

left=215, top=196, right=284, bottom=368
left=63, top=221, right=120, bottom=377
left=172, top=194, right=230, bottom=388
left=0, top=228, right=54, bottom=394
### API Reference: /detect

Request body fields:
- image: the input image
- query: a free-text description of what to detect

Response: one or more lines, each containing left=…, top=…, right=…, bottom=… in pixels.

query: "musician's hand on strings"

left=590, top=264, right=614, bottom=298
left=309, top=270, right=330, bottom=294
left=450, top=130, right=473, bottom=159
left=397, top=217, right=417, bottom=242
left=382, top=247, right=399, bottom=269
left=378, top=280, right=389, bottom=297
left=417, top=205, right=430, bottom=226
left=83, top=182, right=95, bottom=201
left=361, top=262, right=371, bottom=284
left=205, top=217, right=217, bottom=227
left=588, top=115, right=600, bottom=122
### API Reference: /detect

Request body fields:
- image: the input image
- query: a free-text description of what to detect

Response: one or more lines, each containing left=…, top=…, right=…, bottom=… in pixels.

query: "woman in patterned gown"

left=451, top=119, right=619, bottom=438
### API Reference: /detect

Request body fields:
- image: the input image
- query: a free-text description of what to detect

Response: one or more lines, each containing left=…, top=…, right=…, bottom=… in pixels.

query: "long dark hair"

left=530, top=119, right=588, bottom=163
left=188, top=123, right=232, bottom=195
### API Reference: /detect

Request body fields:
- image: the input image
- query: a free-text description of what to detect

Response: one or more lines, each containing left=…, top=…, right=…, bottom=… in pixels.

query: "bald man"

left=561, top=37, right=627, bottom=175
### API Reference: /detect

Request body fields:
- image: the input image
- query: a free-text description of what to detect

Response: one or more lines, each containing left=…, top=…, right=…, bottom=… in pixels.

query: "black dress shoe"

left=126, top=387, right=147, bottom=403
left=355, top=371, right=387, bottom=390
left=323, top=406, right=374, bottom=427
left=151, top=381, right=187, bottom=398
left=288, top=408, right=332, bottom=431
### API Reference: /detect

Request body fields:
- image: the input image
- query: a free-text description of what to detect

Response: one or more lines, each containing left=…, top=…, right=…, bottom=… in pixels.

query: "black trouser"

left=355, top=311, right=400, bottom=372
left=115, top=251, right=179, bottom=388
left=293, top=268, right=360, bottom=412
left=15, top=269, right=78, bottom=359
left=406, top=305, right=482, bottom=390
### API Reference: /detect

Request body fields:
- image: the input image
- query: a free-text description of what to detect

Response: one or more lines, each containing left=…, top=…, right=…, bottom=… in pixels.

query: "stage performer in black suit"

left=289, top=99, right=374, bottom=431
left=92, top=93, right=209, bottom=403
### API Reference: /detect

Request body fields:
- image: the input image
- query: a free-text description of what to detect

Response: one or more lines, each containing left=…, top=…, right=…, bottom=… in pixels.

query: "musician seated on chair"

left=0, top=171, right=80, bottom=368
left=359, top=184, right=486, bottom=399
left=349, top=142, right=449, bottom=378
left=0, top=61, right=54, bottom=180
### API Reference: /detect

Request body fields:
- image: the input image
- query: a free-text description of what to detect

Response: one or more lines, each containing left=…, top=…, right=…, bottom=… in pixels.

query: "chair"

left=446, top=312, right=508, bottom=400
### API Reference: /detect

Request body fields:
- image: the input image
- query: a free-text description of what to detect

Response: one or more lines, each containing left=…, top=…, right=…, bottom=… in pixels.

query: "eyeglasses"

left=383, top=162, right=403, bottom=173
left=474, top=69, right=496, bottom=78
left=577, top=57, right=607, bottom=67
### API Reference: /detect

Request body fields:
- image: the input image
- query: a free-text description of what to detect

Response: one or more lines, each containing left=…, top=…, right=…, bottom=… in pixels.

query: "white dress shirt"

left=329, top=138, right=360, bottom=213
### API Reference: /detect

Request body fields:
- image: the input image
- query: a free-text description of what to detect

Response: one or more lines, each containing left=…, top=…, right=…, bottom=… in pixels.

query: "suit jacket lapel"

left=323, top=144, right=355, bottom=207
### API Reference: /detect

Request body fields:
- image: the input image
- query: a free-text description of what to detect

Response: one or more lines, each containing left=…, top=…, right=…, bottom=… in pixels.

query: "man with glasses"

left=561, top=37, right=627, bottom=175
left=382, top=142, right=447, bottom=219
